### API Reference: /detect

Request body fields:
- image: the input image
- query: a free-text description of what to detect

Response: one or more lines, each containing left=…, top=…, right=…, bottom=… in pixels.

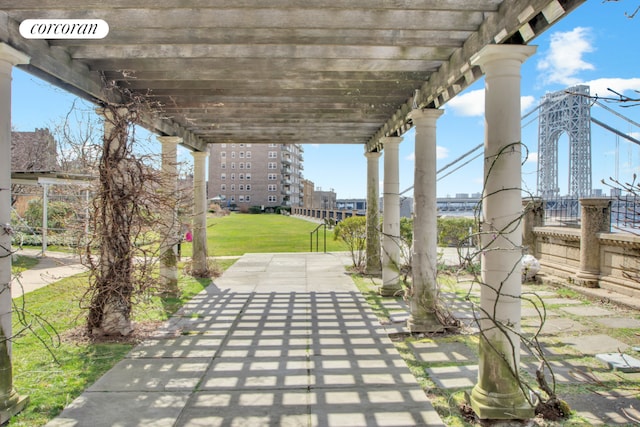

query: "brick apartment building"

left=207, top=143, right=304, bottom=211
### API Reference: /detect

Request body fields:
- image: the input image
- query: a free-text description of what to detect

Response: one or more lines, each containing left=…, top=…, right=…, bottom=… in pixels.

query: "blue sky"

left=10, top=1, right=640, bottom=199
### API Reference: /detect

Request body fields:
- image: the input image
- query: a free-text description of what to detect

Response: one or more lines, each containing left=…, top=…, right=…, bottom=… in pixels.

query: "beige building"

left=208, top=143, right=304, bottom=211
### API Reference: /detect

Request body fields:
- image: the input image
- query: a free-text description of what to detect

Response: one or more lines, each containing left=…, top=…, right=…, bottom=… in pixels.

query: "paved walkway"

left=14, top=249, right=640, bottom=426
left=46, top=252, right=445, bottom=427
left=11, top=248, right=86, bottom=299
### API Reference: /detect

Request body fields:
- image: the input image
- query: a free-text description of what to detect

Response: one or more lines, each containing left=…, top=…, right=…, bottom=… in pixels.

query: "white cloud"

left=448, top=89, right=484, bottom=117
left=629, top=131, right=640, bottom=140
left=525, top=151, right=538, bottom=164
left=537, top=27, right=595, bottom=86
left=584, top=77, right=640, bottom=100
left=311, top=143, right=320, bottom=148
left=405, top=146, right=448, bottom=161
left=521, top=96, right=536, bottom=114
left=447, top=90, right=537, bottom=117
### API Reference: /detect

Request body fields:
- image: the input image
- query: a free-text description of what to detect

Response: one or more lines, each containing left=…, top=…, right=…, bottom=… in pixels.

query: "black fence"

left=542, top=196, right=640, bottom=232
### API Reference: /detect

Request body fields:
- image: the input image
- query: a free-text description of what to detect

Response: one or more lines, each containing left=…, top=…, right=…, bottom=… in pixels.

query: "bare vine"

left=456, top=141, right=569, bottom=419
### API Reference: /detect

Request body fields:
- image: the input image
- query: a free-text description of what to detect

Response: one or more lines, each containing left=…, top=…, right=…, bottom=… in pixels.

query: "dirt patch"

left=62, top=320, right=164, bottom=345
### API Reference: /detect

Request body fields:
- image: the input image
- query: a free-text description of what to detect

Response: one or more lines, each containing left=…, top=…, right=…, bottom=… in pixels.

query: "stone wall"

left=533, top=226, right=640, bottom=298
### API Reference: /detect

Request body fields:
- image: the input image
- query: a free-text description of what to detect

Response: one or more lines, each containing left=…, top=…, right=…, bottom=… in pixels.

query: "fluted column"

left=380, top=137, right=403, bottom=296
left=470, top=44, right=537, bottom=420
left=157, top=136, right=182, bottom=295
left=191, top=150, right=210, bottom=277
left=0, top=43, right=30, bottom=424
left=407, top=109, right=444, bottom=332
left=365, top=151, right=382, bottom=274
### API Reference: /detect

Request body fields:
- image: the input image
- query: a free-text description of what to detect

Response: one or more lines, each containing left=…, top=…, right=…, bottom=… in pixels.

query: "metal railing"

left=611, top=195, right=640, bottom=232
left=310, top=223, right=327, bottom=253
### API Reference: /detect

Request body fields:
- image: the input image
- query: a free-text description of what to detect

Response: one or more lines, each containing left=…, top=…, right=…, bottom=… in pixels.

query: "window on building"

left=268, top=151, right=277, bottom=158
left=221, top=173, right=226, bottom=180
left=221, top=143, right=226, bottom=148
left=268, top=184, right=277, bottom=192
left=247, top=144, right=252, bottom=148
left=239, top=152, right=245, bottom=158
left=239, top=184, right=244, bottom=191
left=268, top=195, right=277, bottom=202
left=268, top=162, right=277, bottom=169
left=221, top=151, right=226, bottom=158
left=231, top=184, right=235, bottom=191
left=221, top=162, right=226, bottom=169
left=246, top=173, right=251, bottom=180
left=269, top=143, right=277, bottom=148
left=221, top=184, right=226, bottom=191
left=231, top=152, right=236, bottom=158
left=239, top=195, right=245, bottom=202
left=231, top=173, right=235, bottom=180
left=245, top=195, right=251, bottom=202
left=246, top=162, right=251, bottom=169
left=268, top=173, right=277, bottom=180
left=239, top=143, right=245, bottom=147
left=230, top=196, right=235, bottom=202
left=246, top=152, right=251, bottom=158
left=239, top=162, right=244, bottom=169
left=246, top=184, right=251, bottom=191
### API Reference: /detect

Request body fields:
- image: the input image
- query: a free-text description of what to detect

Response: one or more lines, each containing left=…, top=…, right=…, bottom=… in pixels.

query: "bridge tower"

left=537, top=85, right=592, bottom=197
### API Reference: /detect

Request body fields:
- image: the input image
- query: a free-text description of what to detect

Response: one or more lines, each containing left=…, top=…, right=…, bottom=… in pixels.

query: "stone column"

left=380, top=137, right=403, bottom=296
left=521, top=198, right=544, bottom=256
left=469, top=44, right=537, bottom=420
left=575, top=197, right=611, bottom=287
left=365, top=151, right=382, bottom=274
left=407, top=109, right=444, bottom=332
left=0, top=43, right=30, bottom=424
left=191, top=150, right=210, bottom=277
left=157, top=136, right=182, bottom=295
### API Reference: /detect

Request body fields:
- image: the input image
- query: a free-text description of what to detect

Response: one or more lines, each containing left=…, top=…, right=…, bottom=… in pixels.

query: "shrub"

left=437, top=216, right=477, bottom=247
left=333, top=216, right=367, bottom=269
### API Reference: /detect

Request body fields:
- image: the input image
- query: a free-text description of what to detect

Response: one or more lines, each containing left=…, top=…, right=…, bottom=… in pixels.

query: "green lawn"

left=182, top=212, right=348, bottom=256
left=7, top=213, right=347, bottom=426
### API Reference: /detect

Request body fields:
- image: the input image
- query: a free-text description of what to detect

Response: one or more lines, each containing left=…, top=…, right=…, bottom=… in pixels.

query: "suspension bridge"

left=401, top=84, right=640, bottom=199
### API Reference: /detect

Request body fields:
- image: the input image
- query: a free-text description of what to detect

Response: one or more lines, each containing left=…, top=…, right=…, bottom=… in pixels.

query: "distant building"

left=336, top=199, right=367, bottom=214
left=313, top=188, right=336, bottom=210
left=301, top=179, right=315, bottom=208
left=207, top=143, right=304, bottom=211
left=11, top=128, right=57, bottom=172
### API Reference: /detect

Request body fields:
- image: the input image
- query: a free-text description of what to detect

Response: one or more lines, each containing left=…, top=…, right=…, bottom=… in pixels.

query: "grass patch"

left=181, top=213, right=348, bottom=256
left=9, top=258, right=235, bottom=427
left=11, top=255, right=40, bottom=274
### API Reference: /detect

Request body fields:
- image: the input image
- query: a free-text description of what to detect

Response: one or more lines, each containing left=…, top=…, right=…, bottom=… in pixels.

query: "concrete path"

left=46, top=252, right=445, bottom=427
left=12, top=248, right=86, bottom=299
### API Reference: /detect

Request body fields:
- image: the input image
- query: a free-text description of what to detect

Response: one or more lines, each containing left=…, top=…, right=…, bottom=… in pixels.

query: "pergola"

left=0, top=0, right=585, bottom=422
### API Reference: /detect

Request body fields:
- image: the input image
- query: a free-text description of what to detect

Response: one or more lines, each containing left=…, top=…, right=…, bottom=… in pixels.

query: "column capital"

left=0, top=43, right=29, bottom=67
left=408, top=108, right=444, bottom=125
left=157, top=135, right=183, bottom=146
left=191, top=149, right=209, bottom=159
left=95, top=106, right=128, bottom=119
left=380, top=136, right=402, bottom=149
left=364, top=150, right=381, bottom=159
left=471, top=44, right=537, bottom=70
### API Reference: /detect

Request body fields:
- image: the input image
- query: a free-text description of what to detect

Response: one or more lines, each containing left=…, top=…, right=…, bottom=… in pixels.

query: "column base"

left=574, top=270, right=600, bottom=288
left=470, top=383, right=535, bottom=420
left=407, top=314, right=444, bottom=333
left=379, top=283, right=403, bottom=297
left=0, top=390, right=29, bottom=425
